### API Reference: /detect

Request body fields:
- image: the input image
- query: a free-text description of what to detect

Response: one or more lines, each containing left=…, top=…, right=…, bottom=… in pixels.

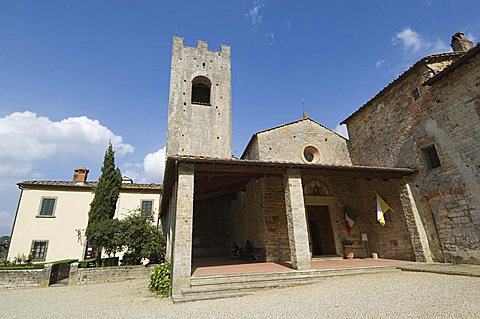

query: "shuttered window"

left=39, top=198, right=56, bottom=216
left=141, top=200, right=153, bottom=216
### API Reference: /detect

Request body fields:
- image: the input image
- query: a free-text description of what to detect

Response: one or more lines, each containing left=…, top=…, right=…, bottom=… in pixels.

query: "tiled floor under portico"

left=191, top=257, right=408, bottom=276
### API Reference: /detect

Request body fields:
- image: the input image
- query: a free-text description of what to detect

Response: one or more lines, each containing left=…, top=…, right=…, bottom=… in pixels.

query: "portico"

left=160, top=156, right=427, bottom=297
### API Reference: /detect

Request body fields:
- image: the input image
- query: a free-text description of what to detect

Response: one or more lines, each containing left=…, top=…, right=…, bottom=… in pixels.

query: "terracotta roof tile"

left=17, top=180, right=162, bottom=190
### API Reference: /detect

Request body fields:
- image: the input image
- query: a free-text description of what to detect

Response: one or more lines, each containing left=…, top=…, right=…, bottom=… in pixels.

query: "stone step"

left=191, top=265, right=399, bottom=287
left=173, top=292, right=253, bottom=303
left=183, top=267, right=400, bottom=299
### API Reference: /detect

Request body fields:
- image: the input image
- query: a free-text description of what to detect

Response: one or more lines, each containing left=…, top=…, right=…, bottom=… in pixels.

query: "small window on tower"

left=191, top=76, right=211, bottom=105
left=422, top=145, right=441, bottom=170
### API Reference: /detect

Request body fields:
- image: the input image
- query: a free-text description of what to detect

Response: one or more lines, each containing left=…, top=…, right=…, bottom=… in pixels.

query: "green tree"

left=0, top=235, right=10, bottom=260
left=121, top=212, right=166, bottom=265
left=85, top=143, right=122, bottom=265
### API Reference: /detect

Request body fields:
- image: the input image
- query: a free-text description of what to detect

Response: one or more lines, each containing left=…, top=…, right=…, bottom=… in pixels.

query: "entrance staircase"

left=173, top=264, right=401, bottom=302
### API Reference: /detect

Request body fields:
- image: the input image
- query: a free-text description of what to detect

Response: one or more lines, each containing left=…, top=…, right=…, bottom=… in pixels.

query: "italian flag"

left=344, top=206, right=357, bottom=234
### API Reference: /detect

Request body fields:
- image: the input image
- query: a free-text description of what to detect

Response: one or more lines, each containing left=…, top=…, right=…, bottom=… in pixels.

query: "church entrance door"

left=306, top=205, right=336, bottom=256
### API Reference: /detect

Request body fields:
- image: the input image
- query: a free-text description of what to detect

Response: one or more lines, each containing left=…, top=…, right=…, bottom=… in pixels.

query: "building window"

left=141, top=200, right=153, bottom=216
left=301, top=145, right=321, bottom=164
left=422, top=145, right=441, bottom=170
left=31, top=240, right=48, bottom=262
left=38, top=198, right=56, bottom=217
left=191, top=76, right=211, bottom=105
left=411, top=88, right=421, bottom=102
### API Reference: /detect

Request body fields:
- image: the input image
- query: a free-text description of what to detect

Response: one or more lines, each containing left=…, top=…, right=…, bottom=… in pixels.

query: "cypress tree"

left=85, top=143, right=122, bottom=265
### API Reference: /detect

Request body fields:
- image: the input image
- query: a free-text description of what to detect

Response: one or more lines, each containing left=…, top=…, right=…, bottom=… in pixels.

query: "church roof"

left=240, top=117, right=347, bottom=159
left=341, top=51, right=465, bottom=124
left=17, top=180, right=162, bottom=191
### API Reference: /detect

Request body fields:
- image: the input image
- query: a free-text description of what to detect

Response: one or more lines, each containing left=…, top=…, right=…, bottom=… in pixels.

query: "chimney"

left=451, top=32, right=474, bottom=52
left=73, top=167, right=89, bottom=183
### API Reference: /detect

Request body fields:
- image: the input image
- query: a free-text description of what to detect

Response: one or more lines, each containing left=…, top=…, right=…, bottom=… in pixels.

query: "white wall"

left=7, top=187, right=161, bottom=262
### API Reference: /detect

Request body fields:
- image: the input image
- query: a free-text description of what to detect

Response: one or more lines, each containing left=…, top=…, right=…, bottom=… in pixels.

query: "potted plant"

left=342, top=239, right=354, bottom=259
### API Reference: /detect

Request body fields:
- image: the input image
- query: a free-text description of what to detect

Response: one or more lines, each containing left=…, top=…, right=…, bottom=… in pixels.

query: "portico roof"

left=160, top=155, right=415, bottom=216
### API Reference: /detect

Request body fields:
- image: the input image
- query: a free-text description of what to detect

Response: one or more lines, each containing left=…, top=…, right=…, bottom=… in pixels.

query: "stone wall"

left=302, top=175, right=415, bottom=261
left=232, top=179, right=266, bottom=258
left=244, top=119, right=352, bottom=166
left=232, top=177, right=290, bottom=262
left=345, top=52, right=480, bottom=263
left=70, top=265, right=153, bottom=285
left=192, top=200, right=233, bottom=257
left=0, top=269, right=46, bottom=289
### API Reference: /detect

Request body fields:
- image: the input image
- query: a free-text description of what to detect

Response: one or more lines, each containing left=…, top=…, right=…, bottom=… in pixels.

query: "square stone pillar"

left=284, top=169, right=311, bottom=270
left=400, top=182, right=433, bottom=262
left=170, top=163, right=195, bottom=296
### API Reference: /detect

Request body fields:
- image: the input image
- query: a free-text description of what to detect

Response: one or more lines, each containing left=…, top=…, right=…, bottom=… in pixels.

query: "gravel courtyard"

left=1, top=271, right=479, bottom=319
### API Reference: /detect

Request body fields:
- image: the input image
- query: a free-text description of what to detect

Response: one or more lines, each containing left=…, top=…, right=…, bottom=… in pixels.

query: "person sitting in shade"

left=231, top=242, right=240, bottom=260
left=240, top=240, right=255, bottom=261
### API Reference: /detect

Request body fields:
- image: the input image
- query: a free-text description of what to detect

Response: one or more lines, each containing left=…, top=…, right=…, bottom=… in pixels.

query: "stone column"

left=170, top=163, right=195, bottom=296
left=284, top=169, right=311, bottom=270
left=68, top=262, right=79, bottom=286
left=400, top=182, right=433, bottom=262
left=40, top=264, right=53, bottom=287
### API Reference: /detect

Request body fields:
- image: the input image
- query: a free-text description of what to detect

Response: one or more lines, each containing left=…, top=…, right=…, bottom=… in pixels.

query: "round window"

left=301, top=145, right=321, bottom=164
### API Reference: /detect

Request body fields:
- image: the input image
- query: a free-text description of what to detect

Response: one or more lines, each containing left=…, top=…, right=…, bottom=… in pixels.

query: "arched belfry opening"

left=191, top=76, right=211, bottom=105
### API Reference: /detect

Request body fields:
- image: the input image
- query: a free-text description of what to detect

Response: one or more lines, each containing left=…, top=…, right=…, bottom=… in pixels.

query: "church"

left=160, top=33, right=480, bottom=298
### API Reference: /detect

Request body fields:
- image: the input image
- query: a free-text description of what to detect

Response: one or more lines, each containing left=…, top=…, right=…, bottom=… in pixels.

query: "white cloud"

left=265, top=31, right=275, bottom=45
left=143, top=148, right=166, bottom=180
left=376, top=60, right=385, bottom=68
left=466, top=32, right=477, bottom=44
left=335, top=124, right=349, bottom=139
left=393, top=27, right=450, bottom=55
left=425, top=0, right=432, bottom=7
left=0, top=111, right=134, bottom=165
left=394, top=28, right=422, bottom=52
left=121, top=147, right=166, bottom=183
left=0, top=111, right=134, bottom=205
left=245, top=1, right=265, bottom=27
left=0, top=111, right=135, bottom=235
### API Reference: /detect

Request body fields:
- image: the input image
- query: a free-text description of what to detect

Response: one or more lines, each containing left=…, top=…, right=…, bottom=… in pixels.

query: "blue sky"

left=0, top=0, right=479, bottom=235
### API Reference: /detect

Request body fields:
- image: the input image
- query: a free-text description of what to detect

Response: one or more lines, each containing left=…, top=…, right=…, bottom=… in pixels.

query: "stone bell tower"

left=166, top=37, right=232, bottom=158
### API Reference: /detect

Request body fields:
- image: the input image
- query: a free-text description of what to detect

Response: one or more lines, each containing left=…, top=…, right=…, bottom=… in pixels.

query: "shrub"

left=78, top=259, right=96, bottom=268
left=121, top=212, right=166, bottom=265
left=148, top=263, right=170, bottom=297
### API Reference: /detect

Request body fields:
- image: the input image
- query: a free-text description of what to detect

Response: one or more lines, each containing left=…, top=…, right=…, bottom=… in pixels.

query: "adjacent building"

left=7, top=168, right=162, bottom=262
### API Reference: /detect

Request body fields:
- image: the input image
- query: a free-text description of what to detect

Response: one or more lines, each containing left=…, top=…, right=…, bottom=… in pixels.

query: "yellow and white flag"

left=376, top=193, right=391, bottom=226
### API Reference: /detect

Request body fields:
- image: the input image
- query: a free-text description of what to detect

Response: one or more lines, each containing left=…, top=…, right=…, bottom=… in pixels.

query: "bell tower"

left=166, top=37, right=232, bottom=158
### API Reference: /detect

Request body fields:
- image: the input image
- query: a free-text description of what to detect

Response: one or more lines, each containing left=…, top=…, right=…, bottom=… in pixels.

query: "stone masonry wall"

left=192, top=200, right=233, bottom=257
left=232, top=179, right=266, bottom=258
left=166, top=37, right=232, bottom=158
left=0, top=269, right=46, bottom=289
left=302, top=175, right=415, bottom=261
left=232, top=177, right=290, bottom=262
left=346, top=54, right=480, bottom=263
left=250, top=119, right=352, bottom=166
left=71, top=265, right=153, bottom=285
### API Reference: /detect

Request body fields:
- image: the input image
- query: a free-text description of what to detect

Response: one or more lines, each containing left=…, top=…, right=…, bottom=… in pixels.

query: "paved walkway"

left=191, top=258, right=406, bottom=276
left=398, top=262, right=480, bottom=277
left=1, top=271, right=479, bottom=318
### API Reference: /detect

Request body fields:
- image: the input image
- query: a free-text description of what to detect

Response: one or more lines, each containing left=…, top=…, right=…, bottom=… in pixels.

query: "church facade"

left=160, top=33, right=479, bottom=297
